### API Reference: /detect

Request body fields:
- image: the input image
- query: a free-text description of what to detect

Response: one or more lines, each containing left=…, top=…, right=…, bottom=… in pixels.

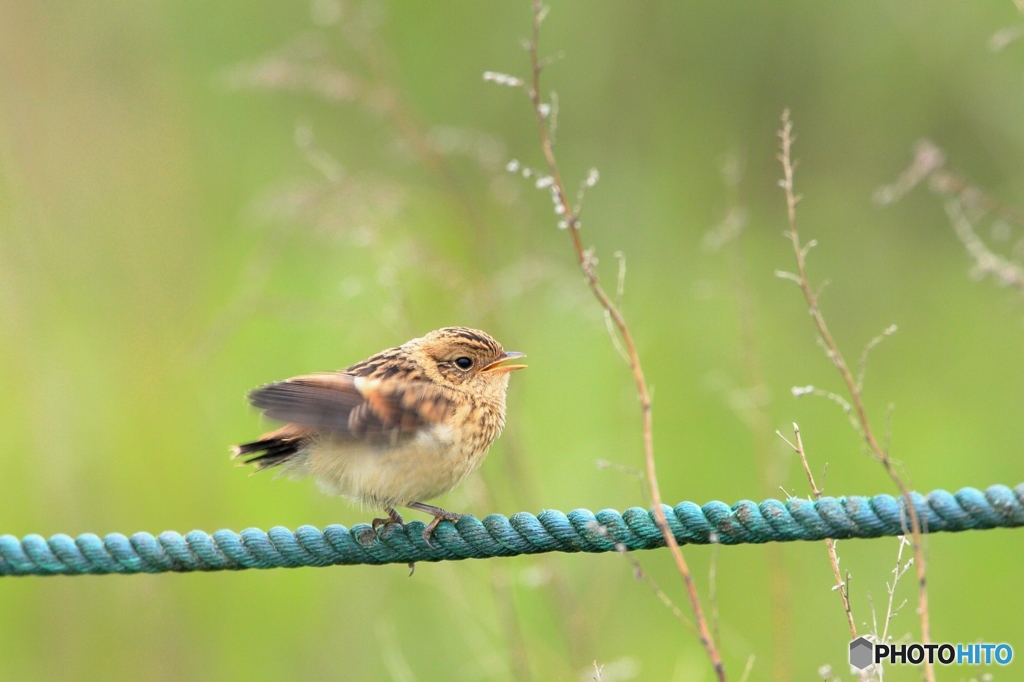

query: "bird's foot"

left=371, top=507, right=405, bottom=532
left=407, top=502, right=464, bottom=547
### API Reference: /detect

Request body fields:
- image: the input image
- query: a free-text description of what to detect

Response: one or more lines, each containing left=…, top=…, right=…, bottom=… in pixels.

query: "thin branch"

left=875, top=139, right=1024, bottom=227
left=792, top=385, right=864, bottom=438
left=945, top=198, right=1024, bottom=295
left=618, top=543, right=697, bottom=635
left=778, top=424, right=856, bottom=639
left=877, top=139, right=1024, bottom=300
left=711, top=152, right=795, bottom=679
left=595, top=458, right=650, bottom=506
left=614, top=250, right=626, bottom=310
left=588, top=521, right=696, bottom=634
left=738, top=655, right=756, bottom=682
left=857, top=325, right=898, bottom=394
left=881, top=536, right=912, bottom=646
left=778, top=110, right=933, bottom=682
left=525, top=4, right=725, bottom=679
left=709, top=539, right=722, bottom=653
left=491, top=567, right=532, bottom=682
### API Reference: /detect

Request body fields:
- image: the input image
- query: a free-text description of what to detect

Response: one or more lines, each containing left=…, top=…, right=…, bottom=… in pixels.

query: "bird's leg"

left=369, top=508, right=416, bottom=575
left=407, top=502, right=464, bottom=545
left=371, top=507, right=405, bottom=532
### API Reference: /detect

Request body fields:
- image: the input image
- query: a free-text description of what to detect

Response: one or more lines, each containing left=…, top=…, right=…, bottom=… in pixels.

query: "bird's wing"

left=247, top=373, right=452, bottom=445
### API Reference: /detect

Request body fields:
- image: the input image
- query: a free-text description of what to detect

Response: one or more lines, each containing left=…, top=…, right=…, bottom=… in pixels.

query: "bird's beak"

left=481, top=351, right=527, bottom=374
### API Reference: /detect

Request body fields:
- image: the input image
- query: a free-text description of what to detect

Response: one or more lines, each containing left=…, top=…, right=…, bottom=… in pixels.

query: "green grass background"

left=1, top=2, right=1023, bottom=680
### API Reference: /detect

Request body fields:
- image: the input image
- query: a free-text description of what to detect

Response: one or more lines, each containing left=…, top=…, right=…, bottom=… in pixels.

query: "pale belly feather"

left=288, top=424, right=489, bottom=508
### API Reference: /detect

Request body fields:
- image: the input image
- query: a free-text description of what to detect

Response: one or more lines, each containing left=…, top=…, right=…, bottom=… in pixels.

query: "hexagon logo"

left=849, top=637, right=873, bottom=670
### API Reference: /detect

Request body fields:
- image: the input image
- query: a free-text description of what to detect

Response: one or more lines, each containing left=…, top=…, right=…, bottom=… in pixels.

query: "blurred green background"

left=2, top=1, right=1024, bottom=680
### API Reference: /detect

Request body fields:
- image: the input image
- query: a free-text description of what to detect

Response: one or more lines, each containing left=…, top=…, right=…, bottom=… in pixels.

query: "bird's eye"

left=454, top=357, right=473, bottom=370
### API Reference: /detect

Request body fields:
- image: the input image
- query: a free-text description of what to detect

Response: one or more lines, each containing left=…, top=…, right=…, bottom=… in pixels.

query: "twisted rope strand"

left=2, top=483, right=1021, bottom=577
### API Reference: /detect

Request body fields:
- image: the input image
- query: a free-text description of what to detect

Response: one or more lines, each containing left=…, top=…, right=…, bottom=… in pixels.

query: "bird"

left=232, top=327, right=526, bottom=544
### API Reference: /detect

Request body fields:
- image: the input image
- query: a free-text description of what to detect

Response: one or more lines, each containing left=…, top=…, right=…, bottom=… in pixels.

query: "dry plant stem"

left=881, top=536, right=911, bottom=646
left=784, top=424, right=856, bottom=639
left=878, top=140, right=1024, bottom=298
left=491, top=567, right=532, bottom=682
left=709, top=542, right=722, bottom=652
left=619, top=547, right=696, bottom=635
left=738, top=655, right=756, bottom=682
left=717, top=159, right=793, bottom=682
left=945, top=199, right=1024, bottom=295
left=778, top=111, right=932, bottom=682
left=501, top=433, right=595, bottom=667
left=527, top=4, right=725, bottom=680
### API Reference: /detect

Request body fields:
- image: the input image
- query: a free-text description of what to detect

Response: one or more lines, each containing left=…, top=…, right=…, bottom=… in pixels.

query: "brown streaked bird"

left=233, top=327, right=525, bottom=542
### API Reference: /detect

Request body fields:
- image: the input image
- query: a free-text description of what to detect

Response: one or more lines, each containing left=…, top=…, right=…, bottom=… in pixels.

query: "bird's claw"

left=421, top=511, right=465, bottom=548
left=407, top=501, right=465, bottom=548
left=371, top=508, right=405, bottom=532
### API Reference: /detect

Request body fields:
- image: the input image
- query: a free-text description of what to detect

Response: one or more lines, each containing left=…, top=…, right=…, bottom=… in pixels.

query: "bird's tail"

left=232, top=425, right=307, bottom=470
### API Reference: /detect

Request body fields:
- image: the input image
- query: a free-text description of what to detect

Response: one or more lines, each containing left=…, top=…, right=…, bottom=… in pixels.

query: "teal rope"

left=2, top=483, right=1021, bottom=577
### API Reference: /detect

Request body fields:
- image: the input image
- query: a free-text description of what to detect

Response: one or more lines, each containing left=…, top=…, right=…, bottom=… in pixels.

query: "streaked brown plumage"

left=233, top=327, right=525, bottom=541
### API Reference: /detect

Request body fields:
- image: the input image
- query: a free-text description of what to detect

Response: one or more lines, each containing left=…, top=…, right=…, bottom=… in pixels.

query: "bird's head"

left=407, top=327, right=526, bottom=396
